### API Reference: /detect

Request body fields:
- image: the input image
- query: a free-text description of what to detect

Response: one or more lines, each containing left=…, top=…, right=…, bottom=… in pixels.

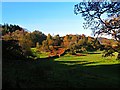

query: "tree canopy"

left=74, top=1, right=120, bottom=41
left=74, top=1, right=120, bottom=59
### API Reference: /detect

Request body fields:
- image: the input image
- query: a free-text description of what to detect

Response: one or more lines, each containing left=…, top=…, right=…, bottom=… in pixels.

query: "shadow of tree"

left=87, top=52, right=101, bottom=54
left=2, top=56, right=120, bottom=89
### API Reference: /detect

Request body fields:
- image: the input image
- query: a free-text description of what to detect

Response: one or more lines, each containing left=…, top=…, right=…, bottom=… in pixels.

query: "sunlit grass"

left=31, top=48, right=49, bottom=58
left=31, top=48, right=120, bottom=66
left=54, top=52, right=120, bottom=66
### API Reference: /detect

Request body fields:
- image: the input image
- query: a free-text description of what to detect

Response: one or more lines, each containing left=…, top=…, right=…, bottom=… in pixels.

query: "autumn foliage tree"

left=1, top=24, right=47, bottom=58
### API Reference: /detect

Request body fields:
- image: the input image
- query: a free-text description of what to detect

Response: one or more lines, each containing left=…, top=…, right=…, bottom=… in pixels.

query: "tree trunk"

left=117, top=52, right=120, bottom=60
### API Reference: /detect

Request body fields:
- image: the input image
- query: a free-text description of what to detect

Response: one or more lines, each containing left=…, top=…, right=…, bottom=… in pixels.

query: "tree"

left=47, top=33, right=52, bottom=40
left=30, top=30, right=46, bottom=47
left=69, top=43, right=77, bottom=55
left=2, top=40, right=24, bottom=60
left=36, top=42, right=40, bottom=49
left=1, top=24, right=23, bottom=35
left=63, top=35, right=71, bottom=49
left=41, top=40, right=49, bottom=52
left=74, top=1, right=120, bottom=59
left=53, top=34, right=61, bottom=46
left=1, top=24, right=34, bottom=57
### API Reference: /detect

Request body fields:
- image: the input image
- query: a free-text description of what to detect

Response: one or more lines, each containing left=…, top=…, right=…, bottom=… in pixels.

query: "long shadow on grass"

left=2, top=56, right=120, bottom=89
left=87, top=52, right=101, bottom=54
left=55, top=60, right=99, bottom=66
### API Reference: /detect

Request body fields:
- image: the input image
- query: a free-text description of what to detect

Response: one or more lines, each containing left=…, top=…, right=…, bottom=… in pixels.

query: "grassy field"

left=3, top=49, right=120, bottom=88
left=31, top=48, right=50, bottom=58
left=55, top=52, right=120, bottom=66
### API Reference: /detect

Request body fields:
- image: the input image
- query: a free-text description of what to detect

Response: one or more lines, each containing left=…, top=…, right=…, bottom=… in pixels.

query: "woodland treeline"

left=1, top=24, right=119, bottom=60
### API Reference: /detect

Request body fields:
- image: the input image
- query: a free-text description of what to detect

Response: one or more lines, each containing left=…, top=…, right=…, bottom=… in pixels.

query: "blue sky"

left=2, top=2, right=92, bottom=36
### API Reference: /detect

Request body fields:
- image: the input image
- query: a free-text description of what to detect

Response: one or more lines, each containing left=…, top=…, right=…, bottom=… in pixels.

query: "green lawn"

left=3, top=50, right=120, bottom=88
left=55, top=52, right=120, bottom=66
left=31, top=48, right=49, bottom=58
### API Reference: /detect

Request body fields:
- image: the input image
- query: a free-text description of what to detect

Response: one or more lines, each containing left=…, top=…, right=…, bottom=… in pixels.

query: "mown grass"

left=3, top=50, right=120, bottom=88
left=31, top=48, right=49, bottom=58
left=55, top=52, right=120, bottom=66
